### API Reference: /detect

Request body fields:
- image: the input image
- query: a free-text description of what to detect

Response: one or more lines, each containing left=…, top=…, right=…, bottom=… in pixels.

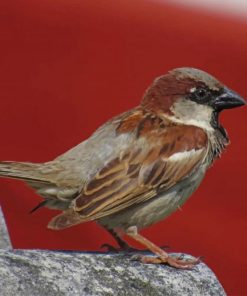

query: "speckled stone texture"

left=0, top=207, right=12, bottom=250
left=0, top=250, right=226, bottom=296
left=0, top=209, right=226, bottom=296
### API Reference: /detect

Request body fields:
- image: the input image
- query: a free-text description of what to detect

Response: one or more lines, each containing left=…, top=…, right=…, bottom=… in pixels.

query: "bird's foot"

left=126, top=226, right=200, bottom=269
left=132, top=254, right=201, bottom=269
left=101, top=243, right=169, bottom=253
left=101, top=243, right=145, bottom=253
left=166, top=254, right=201, bottom=269
left=100, top=243, right=139, bottom=253
left=100, top=243, right=122, bottom=253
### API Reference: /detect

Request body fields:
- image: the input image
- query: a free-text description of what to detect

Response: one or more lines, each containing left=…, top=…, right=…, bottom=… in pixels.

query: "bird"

left=0, top=67, right=245, bottom=268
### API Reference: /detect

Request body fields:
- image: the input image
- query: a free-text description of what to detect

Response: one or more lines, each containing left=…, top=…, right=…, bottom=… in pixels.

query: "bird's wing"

left=48, top=113, right=208, bottom=229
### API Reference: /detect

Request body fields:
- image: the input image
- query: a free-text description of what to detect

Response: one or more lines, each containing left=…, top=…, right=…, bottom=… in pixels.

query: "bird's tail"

left=0, top=161, right=50, bottom=183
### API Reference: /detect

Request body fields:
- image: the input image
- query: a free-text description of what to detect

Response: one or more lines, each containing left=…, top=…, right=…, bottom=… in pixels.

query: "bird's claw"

left=167, top=255, right=201, bottom=269
left=160, top=245, right=170, bottom=250
left=101, top=243, right=141, bottom=253
left=131, top=253, right=201, bottom=269
left=100, top=243, right=121, bottom=253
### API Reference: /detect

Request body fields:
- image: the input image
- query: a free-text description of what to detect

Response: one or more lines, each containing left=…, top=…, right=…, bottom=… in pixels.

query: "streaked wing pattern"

left=73, top=120, right=208, bottom=221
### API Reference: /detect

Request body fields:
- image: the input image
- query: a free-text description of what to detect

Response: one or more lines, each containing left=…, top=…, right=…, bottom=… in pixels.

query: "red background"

left=0, top=1, right=246, bottom=295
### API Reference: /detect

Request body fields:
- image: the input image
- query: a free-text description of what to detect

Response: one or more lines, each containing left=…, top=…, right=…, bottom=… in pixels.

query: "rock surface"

left=0, top=249, right=226, bottom=296
left=0, top=207, right=12, bottom=250
left=0, top=209, right=226, bottom=296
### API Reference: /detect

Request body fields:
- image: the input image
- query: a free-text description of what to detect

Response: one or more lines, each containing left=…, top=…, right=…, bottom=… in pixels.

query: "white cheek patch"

left=169, top=99, right=214, bottom=132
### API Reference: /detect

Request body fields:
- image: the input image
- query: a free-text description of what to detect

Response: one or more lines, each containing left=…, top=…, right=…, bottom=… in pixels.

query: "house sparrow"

left=0, top=68, right=245, bottom=268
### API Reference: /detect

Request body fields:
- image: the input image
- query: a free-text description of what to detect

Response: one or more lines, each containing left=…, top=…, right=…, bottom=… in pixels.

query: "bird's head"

left=142, top=67, right=246, bottom=130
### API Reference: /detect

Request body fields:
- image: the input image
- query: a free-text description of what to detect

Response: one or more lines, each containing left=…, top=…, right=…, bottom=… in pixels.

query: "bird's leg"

left=102, top=227, right=169, bottom=253
left=126, top=226, right=200, bottom=269
left=101, top=228, right=136, bottom=252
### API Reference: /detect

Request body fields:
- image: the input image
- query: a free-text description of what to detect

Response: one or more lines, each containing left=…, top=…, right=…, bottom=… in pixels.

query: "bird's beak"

left=214, top=87, right=246, bottom=111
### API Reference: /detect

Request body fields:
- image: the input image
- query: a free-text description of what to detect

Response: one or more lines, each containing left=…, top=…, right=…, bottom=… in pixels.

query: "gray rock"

left=0, top=207, right=12, bottom=250
left=0, top=249, right=226, bottom=296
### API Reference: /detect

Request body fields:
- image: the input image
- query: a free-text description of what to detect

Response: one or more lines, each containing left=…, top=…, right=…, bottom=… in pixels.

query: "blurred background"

left=0, top=0, right=246, bottom=294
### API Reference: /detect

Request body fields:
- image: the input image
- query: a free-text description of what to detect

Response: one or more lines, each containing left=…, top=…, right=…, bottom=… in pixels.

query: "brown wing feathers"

left=48, top=111, right=208, bottom=229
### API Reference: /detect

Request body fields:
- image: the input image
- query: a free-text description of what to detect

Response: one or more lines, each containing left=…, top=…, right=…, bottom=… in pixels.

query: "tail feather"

left=0, top=161, right=50, bottom=183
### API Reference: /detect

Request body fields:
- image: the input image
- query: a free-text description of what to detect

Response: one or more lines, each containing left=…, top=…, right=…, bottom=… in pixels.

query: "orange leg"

left=102, top=227, right=170, bottom=253
left=126, top=226, right=200, bottom=269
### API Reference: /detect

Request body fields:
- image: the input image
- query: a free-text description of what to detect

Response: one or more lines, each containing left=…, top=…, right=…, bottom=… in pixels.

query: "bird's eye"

left=189, top=87, right=211, bottom=103
left=196, top=88, right=207, bottom=99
